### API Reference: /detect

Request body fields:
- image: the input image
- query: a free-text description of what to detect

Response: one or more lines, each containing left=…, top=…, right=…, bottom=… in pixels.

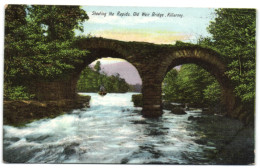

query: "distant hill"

left=90, top=61, right=142, bottom=85
left=129, top=84, right=142, bottom=92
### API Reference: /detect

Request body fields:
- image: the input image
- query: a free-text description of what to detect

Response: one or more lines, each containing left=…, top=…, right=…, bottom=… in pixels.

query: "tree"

left=4, top=5, right=26, bottom=82
left=94, top=61, right=101, bottom=72
left=4, top=5, right=34, bottom=99
left=204, top=9, right=256, bottom=110
left=203, top=81, right=221, bottom=107
left=4, top=5, right=90, bottom=100
left=162, top=9, right=256, bottom=111
left=162, top=69, right=178, bottom=101
left=162, top=64, right=221, bottom=107
left=76, top=66, right=131, bottom=93
left=27, top=5, right=89, bottom=41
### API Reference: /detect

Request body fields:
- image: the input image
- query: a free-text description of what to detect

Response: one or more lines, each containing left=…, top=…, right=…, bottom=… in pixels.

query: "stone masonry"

left=32, top=37, right=238, bottom=119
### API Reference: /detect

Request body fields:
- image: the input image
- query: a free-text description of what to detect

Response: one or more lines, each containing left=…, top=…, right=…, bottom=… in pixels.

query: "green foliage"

left=77, top=62, right=131, bottom=93
left=5, top=5, right=89, bottom=80
left=203, top=81, right=221, bottom=106
left=162, top=64, right=221, bottom=107
left=167, top=9, right=256, bottom=110
left=27, top=5, right=89, bottom=41
left=4, top=85, right=35, bottom=100
left=4, top=5, right=89, bottom=100
left=94, top=61, right=101, bottom=72
left=131, top=94, right=143, bottom=107
left=162, top=69, right=179, bottom=101
left=202, top=8, right=256, bottom=109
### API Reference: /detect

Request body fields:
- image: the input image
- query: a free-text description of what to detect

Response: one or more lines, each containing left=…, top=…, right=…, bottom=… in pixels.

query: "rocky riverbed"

left=132, top=95, right=255, bottom=164
left=186, top=114, right=255, bottom=164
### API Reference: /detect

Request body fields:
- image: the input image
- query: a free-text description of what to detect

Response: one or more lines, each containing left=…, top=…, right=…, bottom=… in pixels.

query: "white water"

left=3, top=93, right=217, bottom=164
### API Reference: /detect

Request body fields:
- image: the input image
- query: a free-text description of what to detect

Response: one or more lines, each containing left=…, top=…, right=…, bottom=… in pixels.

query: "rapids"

left=3, top=93, right=224, bottom=164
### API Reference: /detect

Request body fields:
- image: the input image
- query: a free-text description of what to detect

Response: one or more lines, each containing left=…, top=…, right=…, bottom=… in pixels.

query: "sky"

left=77, top=6, right=216, bottom=65
left=77, top=6, right=216, bottom=44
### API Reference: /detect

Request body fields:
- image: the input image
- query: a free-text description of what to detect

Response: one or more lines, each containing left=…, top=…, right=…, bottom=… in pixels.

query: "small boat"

left=98, top=91, right=107, bottom=96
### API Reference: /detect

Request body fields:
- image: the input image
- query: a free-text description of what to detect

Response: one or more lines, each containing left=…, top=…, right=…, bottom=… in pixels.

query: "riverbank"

left=187, top=113, right=255, bottom=165
left=3, top=94, right=91, bottom=127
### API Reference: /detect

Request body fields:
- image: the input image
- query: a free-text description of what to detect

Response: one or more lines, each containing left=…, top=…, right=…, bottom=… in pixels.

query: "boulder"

left=202, top=104, right=226, bottom=115
left=184, top=103, right=190, bottom=110
left=162, top=101, right=173, bottom=110
left=63, top=147, right=76, bottom=156
left=131, top=94, right=142, bottom=107
left=194, top=139, right=207, bottom=145
left=188, top=116, right=205, bottom=123
left=188, top=116, right=195, bottom=120
left=201, top=108, right=215, bottom=115
left=162, top=101, right=184, bottom=110
left=171, top=107, right=186, bottom=115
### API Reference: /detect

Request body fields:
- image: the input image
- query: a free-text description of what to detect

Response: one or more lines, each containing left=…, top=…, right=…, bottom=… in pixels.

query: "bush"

left=131, top=94, right=142, bottom=107
left=4, top=85, right=35, bottom=100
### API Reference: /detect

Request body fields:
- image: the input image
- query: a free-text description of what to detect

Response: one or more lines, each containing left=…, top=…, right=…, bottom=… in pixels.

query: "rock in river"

left=171, top=107, right=186, bottom=115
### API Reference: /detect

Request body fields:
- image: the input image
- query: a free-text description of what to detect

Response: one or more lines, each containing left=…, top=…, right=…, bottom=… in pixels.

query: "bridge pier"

left=30, top=76, right=78, bottom=101
left=141, top=83, right=163, bottom=118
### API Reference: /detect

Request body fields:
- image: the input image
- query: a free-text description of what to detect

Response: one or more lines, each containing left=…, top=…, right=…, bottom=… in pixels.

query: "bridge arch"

left=68, top=40, right=145, bottom=103
left=151, top=47, right=236, bottom=116
left=74, top=38, right=145, bottom=80
left=32, top=38, right=237, bottom=119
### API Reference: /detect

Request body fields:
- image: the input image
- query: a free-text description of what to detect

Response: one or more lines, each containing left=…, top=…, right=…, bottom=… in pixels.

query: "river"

left=3, top=93, right=249, bottom=164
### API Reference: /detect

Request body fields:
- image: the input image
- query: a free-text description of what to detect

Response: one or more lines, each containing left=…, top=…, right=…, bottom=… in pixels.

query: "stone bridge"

left=32, top=37, right=237, bottom=118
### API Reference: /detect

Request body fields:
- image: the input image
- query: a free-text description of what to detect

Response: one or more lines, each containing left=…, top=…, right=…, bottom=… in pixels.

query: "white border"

left=0, top=0, right=259, bottom=8
left=0, top=0, right=259, bottom=168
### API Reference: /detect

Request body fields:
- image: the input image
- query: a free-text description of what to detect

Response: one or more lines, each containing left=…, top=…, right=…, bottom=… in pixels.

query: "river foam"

left=3, top=93, right=226, bottom=164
